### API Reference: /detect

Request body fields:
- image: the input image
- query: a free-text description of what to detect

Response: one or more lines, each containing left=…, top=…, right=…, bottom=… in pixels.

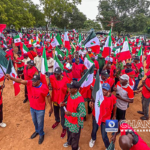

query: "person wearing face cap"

left=62, top=80, right=86, bottom=150
left=23, top=60, right=38, bottom=103
left=131, top=56, right=144, bottom=91
left=137, top=70, right=150, bottom=120
left=113, top=74, right=134, bottom=121
left=5, top=74, right=52, bottom=144
left=89, top=83, right=116, bottom=148
left=50, top=67, right=70, bottom=138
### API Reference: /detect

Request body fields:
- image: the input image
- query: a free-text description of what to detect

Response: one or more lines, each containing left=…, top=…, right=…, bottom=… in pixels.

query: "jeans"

left=133, top=79, right=140, bottom=91
left=91, top=116, right=110, bottom=148
left=53, top=104, right=66, bottom=129
left=30, top=107, right=45, bottom=136
left=67, top=127, right=81, bottom=150
left=142, top=95, right=150, bottom=117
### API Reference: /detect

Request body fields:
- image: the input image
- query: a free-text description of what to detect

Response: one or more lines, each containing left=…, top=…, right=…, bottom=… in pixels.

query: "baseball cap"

left=120, top=74, right=129, bottom=81
left=54, top=67, right=62, bottom=74
left=67, top=80, right=80, bottom=89
left=134, top=56, right=140, bottom=61
left=32, top=74, right=40, bottom=82
left=101, top=70, right=110, bottom=77
left=27, top=60, right=34, bottom=66
left=102, top=83, right=110, bottom=91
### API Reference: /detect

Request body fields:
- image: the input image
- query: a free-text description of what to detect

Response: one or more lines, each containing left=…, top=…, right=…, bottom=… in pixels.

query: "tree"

left=97, top=0, right=150, bottom=34
left=52, top=5, right=87, bottom=29
left=0, top=0, right=35, bottom=29
left=83, top=19, right=101, bottom=30
left=39, top=0, right=82, bottom=30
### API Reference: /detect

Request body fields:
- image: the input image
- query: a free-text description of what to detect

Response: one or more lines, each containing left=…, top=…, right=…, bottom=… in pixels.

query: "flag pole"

left=0, top=64, right=6, bottom=75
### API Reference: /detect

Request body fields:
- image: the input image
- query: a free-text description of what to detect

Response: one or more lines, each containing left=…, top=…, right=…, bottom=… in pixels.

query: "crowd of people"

left=0, top=31, right=150, bottom=150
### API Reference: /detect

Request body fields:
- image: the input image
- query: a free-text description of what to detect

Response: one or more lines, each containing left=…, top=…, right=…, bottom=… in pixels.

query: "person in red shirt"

left=137, top=70, right=150, bottom=120
left=6, top=74, right=52, bottom=144
left=72, top=58, right=85, bottom=80
left=23, top=60, right=38, bottom=103
left=112, top=122, right=150, bottom=150
left=50, top=67, right=70, bottom=138
left=91, top=57, right=99, bottom=76
left=27, top=47, right=37, bottom=60
left=0, top=84, right=6, bottom=128
left=89, top=83, right=116, bottom=149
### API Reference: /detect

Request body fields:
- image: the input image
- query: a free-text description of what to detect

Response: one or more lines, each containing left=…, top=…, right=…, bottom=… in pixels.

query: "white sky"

left=33, top=0, right=99, bottom=20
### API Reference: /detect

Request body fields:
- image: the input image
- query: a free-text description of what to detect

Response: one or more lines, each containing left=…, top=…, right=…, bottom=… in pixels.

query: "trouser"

left=25, top=85, right=28, bottom=99
left=0, top=104, right=3, bottom=123
left=67, top=127, right=81, bottom=150
left=116, top=107, right=126, bottom=121
left=30, top=107, right=45, bottom=136
left=91, top=116, right=110, bottom=148
left=142, top=95, right=150, bottom=118
left=53, top=104, right=66, bottom=129
left=133, top=79, right=140, bottom=91
left=84, top=98, right=92, bottom=114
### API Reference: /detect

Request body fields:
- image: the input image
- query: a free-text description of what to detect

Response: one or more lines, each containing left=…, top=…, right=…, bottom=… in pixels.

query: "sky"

left=33, top=0, right=99, bottom=20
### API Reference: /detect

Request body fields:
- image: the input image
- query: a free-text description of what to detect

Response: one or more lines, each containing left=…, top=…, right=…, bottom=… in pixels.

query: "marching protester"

left=5, top=74, right=53, bottom=144
left=62, top=80, right=86, bottom=150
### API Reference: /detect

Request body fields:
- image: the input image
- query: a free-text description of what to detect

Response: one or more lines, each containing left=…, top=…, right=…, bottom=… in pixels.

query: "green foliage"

left=97, top=0, right=150, bottom=34
left=0, top=0, right=35, bottom=29
left=84, top=19, right=101, bottom=30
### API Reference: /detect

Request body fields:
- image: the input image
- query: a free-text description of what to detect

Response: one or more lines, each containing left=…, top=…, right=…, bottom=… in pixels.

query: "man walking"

left=6, top=74, right=53, bottom=144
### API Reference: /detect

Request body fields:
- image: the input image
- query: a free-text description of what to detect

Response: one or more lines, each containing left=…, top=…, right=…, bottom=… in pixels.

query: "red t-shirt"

left=23, top=65, right=38, bottom=80
left=16, top=56, right=24, bottom=68
left=142, top=78, right=150, bottom=99
left=27, top=81, right=49, bottom=110
left=72, top=63, right=84, bottom=79
left=120, top=123, right=150, bottom=150
left=50, top=75, right=69, bottom=104
left=131, top=63, right=143, bottom=78
left=94, top=60, right=99, bottom=75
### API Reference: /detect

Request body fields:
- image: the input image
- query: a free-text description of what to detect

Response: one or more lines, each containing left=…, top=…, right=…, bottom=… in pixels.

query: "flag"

left=107, top=142, right=115, bottom=150
left=36, top=33, right=39, bottom=42
left=6, top=58, right=20, bottom=96
left=102, top=29, right=112, bottom=58
left=79, top=64, right=95, bottom=88
left=0, top=24, right=6, bottom=33
left=119, top=37, right=131, bottom=61
left=22, top=43, right=29, bottom=54
left=71, top=46, right=74, bottom=55
left=32, top=41, right=36, bottom=46
left=51, top=34, right=63, bottom=48
left=92, top=71, right=104, bottom=125
left=137, top=46, right=143, bottom=63
left=50, top=33, right=52, bottom=39
left=137, top=40, right=142, bottom=48
left=83, top=31, right=100, bottom=54
left=53, top=55, right=64, bottom=71
left=41, top=47, right=48, bottom=86
left=3, top=39, right=7, bottom=48
left=55, top=47, right=65, bottom=57
left=78, top=33, right=82, bottom=46
left=73, top=29, right=76, bottom=33
left=14, top=35, right=21, bottom=46
left=64, top=32, right=71, bottom=50
left=66, top=49, right=69, bottom=57
left=0, top=50, right=7, bottom=81
left=84, top=54, right=94, bottom=69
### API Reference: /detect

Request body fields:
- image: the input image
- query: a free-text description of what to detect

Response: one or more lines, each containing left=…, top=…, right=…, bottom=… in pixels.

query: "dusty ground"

left=0, top=48, right=150, bottom=150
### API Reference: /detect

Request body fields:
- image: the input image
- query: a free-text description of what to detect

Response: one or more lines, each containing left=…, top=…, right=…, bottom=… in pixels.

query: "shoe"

left=63, top=142, right=69, bottom=148
left=61, top=129, right=66, bottom=138
left=23, top=98, right=28, bottom=103
left=0, top=122, right=6, bottom=128
left=38, top=135, right=44, bottom=144
left=140, top=116, right=149, bottom=120
left=30, top=132, right=39, bottom=139
left=89, top=139, right=95, bottom=148
left=84, top=116, right=86, bottom=121
left=137, top=111, right=144, bottom=115
left=52, top=122, right=60, bottom=129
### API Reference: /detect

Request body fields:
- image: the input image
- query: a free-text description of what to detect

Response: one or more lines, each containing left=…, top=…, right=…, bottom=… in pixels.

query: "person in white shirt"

left=47, top=55, right=54, bottom=76
left=34, top=52, right=42, bottom=72
left=22, top=53, right=30, bottom=65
